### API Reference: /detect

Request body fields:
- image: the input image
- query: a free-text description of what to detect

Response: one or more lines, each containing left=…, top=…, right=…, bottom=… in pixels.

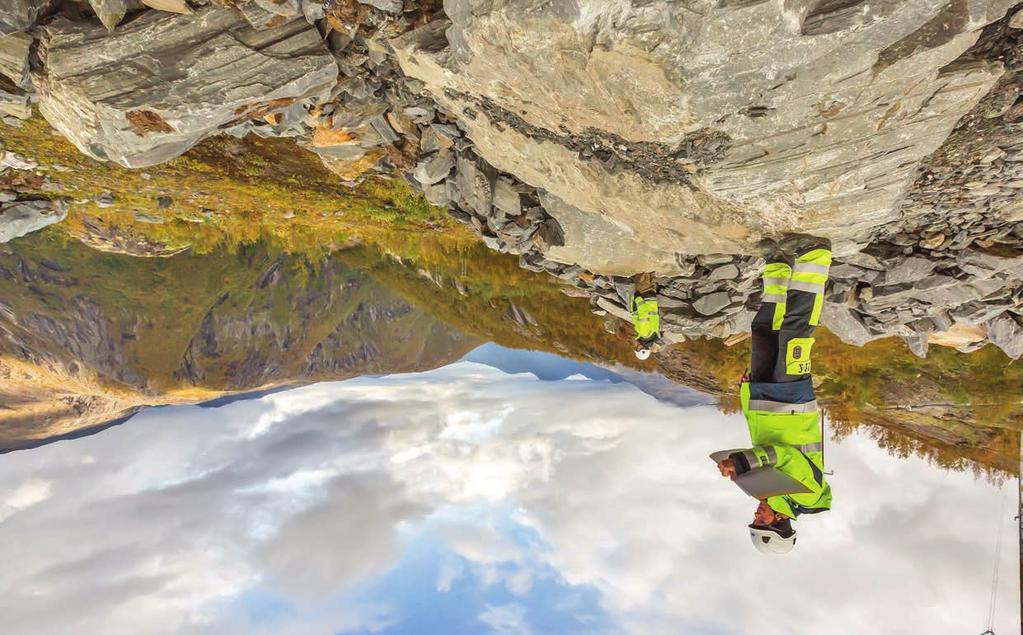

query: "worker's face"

left=753, top=500, right=776, bottom=526
left=717, top=459, right=736, bottom=479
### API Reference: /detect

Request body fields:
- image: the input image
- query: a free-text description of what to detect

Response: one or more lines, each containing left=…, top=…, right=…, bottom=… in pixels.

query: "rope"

left=983, top=490, right=1009, bottom=633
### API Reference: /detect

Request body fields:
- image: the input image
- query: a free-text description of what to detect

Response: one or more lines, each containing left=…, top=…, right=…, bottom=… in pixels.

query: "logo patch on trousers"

left=785, top=337, right=815, bottom=376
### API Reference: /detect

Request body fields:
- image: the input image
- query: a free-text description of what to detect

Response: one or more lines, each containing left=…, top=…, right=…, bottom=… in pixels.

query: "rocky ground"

left=0, top=0, right=1021, bottom=358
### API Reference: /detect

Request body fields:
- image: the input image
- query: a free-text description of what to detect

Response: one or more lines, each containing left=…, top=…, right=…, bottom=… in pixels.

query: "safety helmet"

left=749, top=526, right=796, bottom=555
left=635, top=348, right=652, bottom=361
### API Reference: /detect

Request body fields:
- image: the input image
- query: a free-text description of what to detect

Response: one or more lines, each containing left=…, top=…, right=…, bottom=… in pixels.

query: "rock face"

left=33, top=6, right=338, bottom=167
left=0, top=32, right=33, bottom=89
left=437, top=139, right=1023, bottom=358
left=393, top=0, right=1015, bottom=268
left=0, top=198, right=68, bottom=242
left=0, top=0, right=51, bottom=36
left=87, top=0, right=128, bottom=31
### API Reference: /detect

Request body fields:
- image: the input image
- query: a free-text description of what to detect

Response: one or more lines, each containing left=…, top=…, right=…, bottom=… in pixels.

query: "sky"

left=0, top=351, right=1017, bottom=635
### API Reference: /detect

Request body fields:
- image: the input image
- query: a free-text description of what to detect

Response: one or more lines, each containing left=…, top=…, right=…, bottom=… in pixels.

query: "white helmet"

left=749, top=526, right=796, bottom=555
left=635, top=347, right=652, bottom=361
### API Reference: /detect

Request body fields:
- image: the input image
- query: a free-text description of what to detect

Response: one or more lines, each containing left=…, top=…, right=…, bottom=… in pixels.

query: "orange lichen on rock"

left=319, top=148, right=386, bottom=181
left=312, top=123, right=359, bottom=147
left=125, top=110, right=175, bottom=136
left=233, top=98, right=297, bottom=121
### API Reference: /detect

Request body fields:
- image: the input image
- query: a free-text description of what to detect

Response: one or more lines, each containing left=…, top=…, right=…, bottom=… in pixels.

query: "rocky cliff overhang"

left=394, top=1, right=1017, bottom=263
left=0, top=0, right=1021, bottom=357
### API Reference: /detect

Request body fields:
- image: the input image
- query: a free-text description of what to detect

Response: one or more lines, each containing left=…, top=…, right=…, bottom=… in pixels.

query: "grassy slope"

left=0, top=116, right=464, bottom=257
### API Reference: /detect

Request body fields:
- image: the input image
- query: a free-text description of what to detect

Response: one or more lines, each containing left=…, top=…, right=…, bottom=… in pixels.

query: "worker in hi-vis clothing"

left=631, top=272, right=662, bottom=361
left=711, top=236, right=833, bottom=555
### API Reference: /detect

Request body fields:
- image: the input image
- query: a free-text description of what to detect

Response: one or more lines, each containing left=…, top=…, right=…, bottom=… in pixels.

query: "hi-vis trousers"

left=750, top=247, right=832, bottom=383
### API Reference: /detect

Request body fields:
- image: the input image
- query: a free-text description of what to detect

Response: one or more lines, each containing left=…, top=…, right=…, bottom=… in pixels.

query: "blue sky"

left=0, top=348, right=1017, bottom=635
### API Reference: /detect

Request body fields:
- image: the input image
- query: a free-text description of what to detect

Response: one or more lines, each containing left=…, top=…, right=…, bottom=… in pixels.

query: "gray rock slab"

left=614, top=279, right=636, bottom=304
left=0, top=150, right=35, bottom=171
left=359, top=0, right=402, bottom=13
left=369, top=114, right=400, bottom=145
left=655, top=295, right=688, bottom=310
left=950, top=300, right=1012, bottom=325
left=423, top=182, right=450, bottom=206
left=708, top=263, right=739, bottom=281
left=253, top=0, right=301, bottom=18
left=726, top=308, right=754, bottom=335
left=883, top=257, right=938, bottom=286
left=34, top=7, right=337, bottom=168
left=692, top=291, right=731, bottom=316
left=0, top=32, right=33, bottom=89
left=455, top=152, right=497, bottom=217
left=0, top=90, right=30, bottom=119
left=88, top=0, right=129, bottom=31
left=821, top=302, right=874, bottom=346
left=142, top=0, right=195, bottom=14
left=493, top=177, right=530, bottom=217
left=596, top=295, right=632, bottom=322
left=841, top=252, right=886, bottom=270
left=235, top=1, right=288, bottom=30
left=828, top=263, right=879, bottom=283
left=985, top=311, right=1023, bottom=359
left=301, top=0, right=325, bottom=22
left=1, top=0, right=50, bottom=36
left=957, top=247, right=1023, bottom=279
left=537, top=190, right=688, bottom=276
left=698, top=254, right=734, bottom=266
left=901, top=333, right=929, bottom=358
left=0, top=198, right=68, bottom=242
left=413, top=150, right=455, bottom=186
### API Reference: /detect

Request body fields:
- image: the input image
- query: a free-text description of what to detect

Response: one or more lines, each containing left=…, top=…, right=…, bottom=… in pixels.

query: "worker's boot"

left=777, top=233, right=832, bottom=259
left=755, top=238, right=792, bottom=266
left=633, top=271, right=656, bottom=296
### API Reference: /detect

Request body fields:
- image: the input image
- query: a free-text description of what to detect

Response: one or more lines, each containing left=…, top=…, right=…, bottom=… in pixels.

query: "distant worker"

left=631, top=272, right=662, bottom=360
left=711, top=236, right=833, bottom=555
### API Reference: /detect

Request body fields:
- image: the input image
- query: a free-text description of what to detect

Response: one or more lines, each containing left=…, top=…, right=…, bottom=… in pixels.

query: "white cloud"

left=479, top=603, right=534, bottom=635
left=0, top=361, right=1016, bottom=635
left=436, top=558, right=464, bottom=592
left=0, top=478, right=51, bottom=522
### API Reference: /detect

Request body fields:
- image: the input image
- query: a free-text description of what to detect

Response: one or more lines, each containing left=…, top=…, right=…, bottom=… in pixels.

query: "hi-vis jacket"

left=632, top=296, right=660, bottom=341
left=729, top=380, right=832, bottom=518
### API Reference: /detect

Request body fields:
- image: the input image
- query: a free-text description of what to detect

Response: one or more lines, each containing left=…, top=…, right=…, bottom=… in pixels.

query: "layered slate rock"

left=86, top=0, right=129, bottom=31
left=0, top=0, right=51, bottom=36
left=0, top=32, right=33, bottom=89
left=436, top=136, right=1023, bottom=357
left=32, top=6, right=337, bottom=167
left=393, top=0, right=1017, bottom=269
